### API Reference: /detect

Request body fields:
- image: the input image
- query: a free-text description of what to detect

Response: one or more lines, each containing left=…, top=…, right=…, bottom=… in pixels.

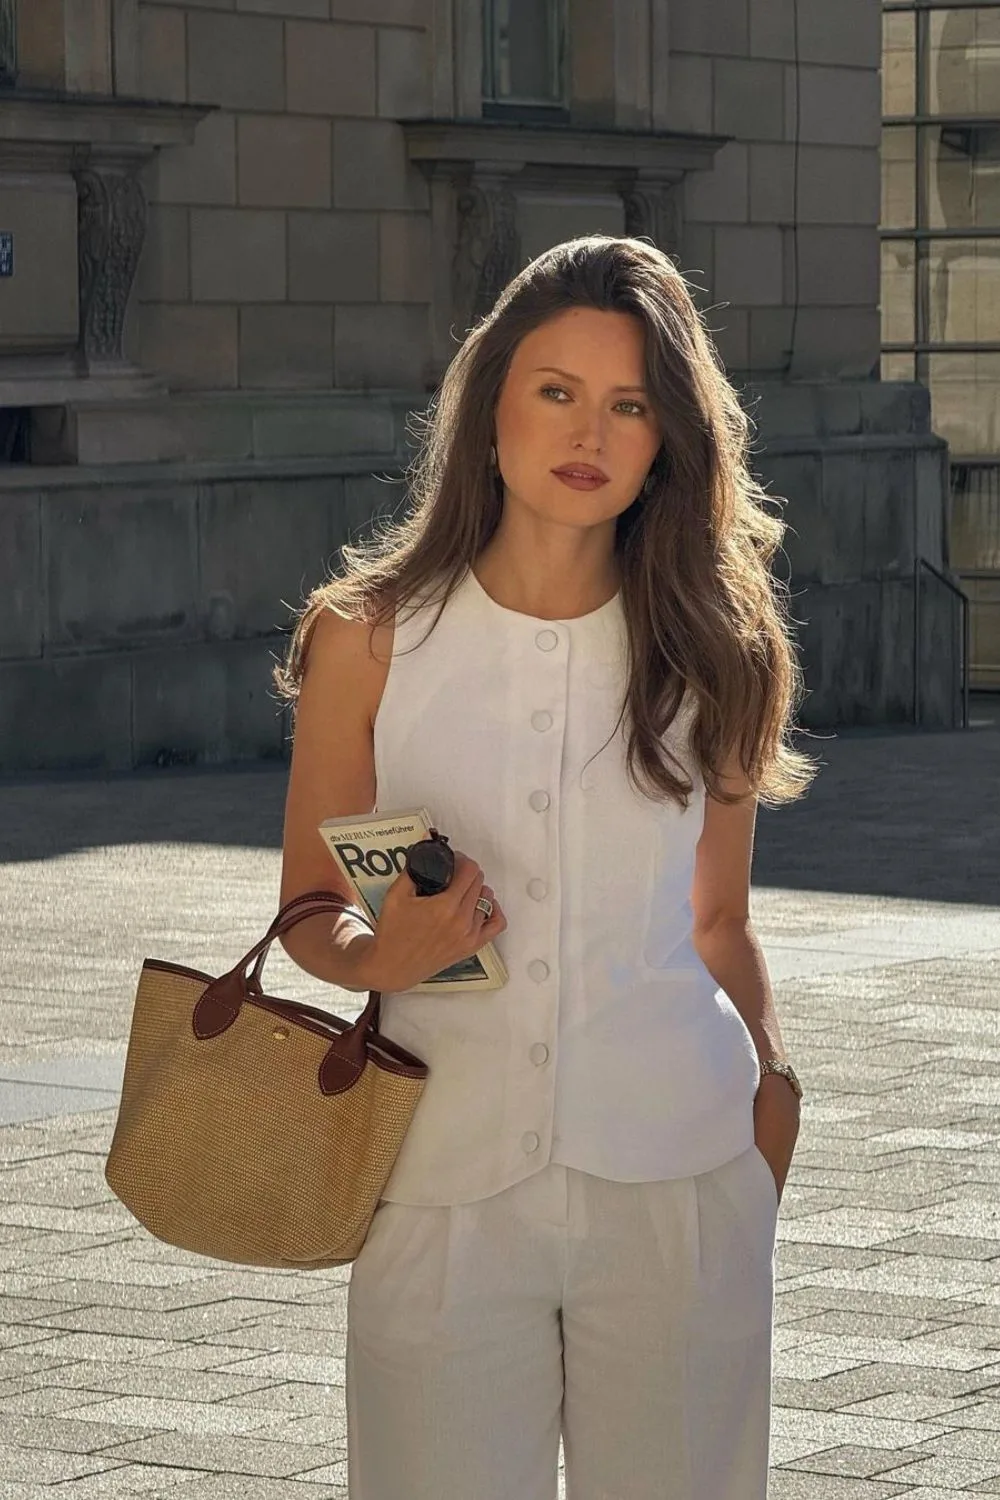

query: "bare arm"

left=277, top=607, right=387, bottom=991
left=691, top=753, right=800, bottom=1194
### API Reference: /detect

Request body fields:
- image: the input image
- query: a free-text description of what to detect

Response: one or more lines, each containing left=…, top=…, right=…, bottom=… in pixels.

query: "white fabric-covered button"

left=531, top=710, right=553, bottom=732
left=527, top=878, right=548, bottom=901
left=527, top=958, right=550, bottom=982
left=529, top=789, right=551, bottom=812
left=529, top=1043, right=550, bottom=1066
left=535, top=629, right=558, bottom=651
left=521, top=1131, right=540, bottom=1153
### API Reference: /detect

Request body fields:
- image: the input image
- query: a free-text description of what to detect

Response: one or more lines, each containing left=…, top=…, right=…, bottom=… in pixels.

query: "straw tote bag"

left=104, top=889, right=428, bottom=1269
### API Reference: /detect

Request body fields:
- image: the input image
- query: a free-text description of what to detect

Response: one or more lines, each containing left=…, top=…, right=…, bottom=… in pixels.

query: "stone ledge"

left=0, top=86, right=209, bottom=157
left=404, top=117, right=729, bottom=178
left=0, top=451, right=413, bottom=491
left=19, top=388, right=427, bottom=467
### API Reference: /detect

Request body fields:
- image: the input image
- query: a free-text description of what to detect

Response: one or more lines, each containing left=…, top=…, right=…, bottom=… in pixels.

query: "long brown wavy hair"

left=273, top=234, right=816, bottom=808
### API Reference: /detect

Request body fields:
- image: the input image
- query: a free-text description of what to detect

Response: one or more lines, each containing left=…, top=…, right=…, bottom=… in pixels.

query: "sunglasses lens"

left=406, top=838, right=455, bottom=893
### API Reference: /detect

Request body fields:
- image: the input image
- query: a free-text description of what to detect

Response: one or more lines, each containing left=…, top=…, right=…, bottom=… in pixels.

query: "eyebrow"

left=532, top=365, right=648, bottom=394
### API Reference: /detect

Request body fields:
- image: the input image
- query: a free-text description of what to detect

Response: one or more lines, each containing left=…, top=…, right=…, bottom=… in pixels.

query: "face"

left=493, top=306, right=662, bottom=529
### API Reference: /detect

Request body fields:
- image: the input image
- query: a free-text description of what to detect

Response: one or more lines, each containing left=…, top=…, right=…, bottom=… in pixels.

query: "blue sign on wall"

left=0, top=233, right=12, bottom=278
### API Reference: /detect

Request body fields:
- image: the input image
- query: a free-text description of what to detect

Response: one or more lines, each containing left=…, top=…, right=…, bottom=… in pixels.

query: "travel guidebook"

left=317, top=808, right=508, bottom=992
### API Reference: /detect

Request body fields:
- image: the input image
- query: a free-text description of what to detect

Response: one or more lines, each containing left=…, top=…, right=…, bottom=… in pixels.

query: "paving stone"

left=0, top=1443, right=125, bottom=1483
left=220, top=1382, right=344, bottom=1419
left=30, top=1466, right=212, bottom=1497
left=213, top=1352, right=346, bottom=1386
left=93, top=1433, right=346, bottom=1478
left=12, top=1362, right=276, bottom=1402
left=769, top=1476, right=912, bottom=1499
left=0, top=1411, right=164, bottom=1452
left=902, top=1425, right=1000, bottom=1459
left=942, top=1400, right=1000, bottom=1430
left=840, top=1391, right=979, bottom=1421
left=786, top=1443, right=934, bottom=1477
left=880, top=1455, right=1000, bottom=1486
left=168, top=1479, right=345, bottom=1500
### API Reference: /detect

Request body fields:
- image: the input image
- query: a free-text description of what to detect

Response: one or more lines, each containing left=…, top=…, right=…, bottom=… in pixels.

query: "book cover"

left=317, top=808, right=508, bottom=992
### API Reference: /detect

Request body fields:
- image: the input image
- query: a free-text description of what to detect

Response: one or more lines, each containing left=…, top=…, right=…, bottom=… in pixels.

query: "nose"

left=570, top=404, right=606, bottom=453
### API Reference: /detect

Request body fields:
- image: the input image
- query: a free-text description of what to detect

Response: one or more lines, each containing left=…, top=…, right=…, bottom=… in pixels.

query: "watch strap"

left=759, top=1058, right=803, bottom=1100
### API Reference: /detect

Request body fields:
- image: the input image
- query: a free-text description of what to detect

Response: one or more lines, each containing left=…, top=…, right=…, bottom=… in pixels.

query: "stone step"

left=32, top=388, right=424, bottom=467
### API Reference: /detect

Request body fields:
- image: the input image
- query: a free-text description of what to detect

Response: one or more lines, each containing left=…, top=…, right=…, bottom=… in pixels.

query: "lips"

left=552, top=465, right=609, bottom=490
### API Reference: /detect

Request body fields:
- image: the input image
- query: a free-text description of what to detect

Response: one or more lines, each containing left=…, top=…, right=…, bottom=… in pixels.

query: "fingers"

left=451, top=851, right=485, bottom=901
left=397, top=845, right=507, bottom=946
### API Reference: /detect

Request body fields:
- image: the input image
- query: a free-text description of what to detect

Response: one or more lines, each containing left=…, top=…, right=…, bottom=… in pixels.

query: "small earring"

left=489, top=444, right=498, bottom=470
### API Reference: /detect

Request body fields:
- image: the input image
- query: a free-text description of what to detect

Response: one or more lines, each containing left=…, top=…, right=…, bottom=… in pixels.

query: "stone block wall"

left=0, top=462, right=408, bottom=772
left=669, top=0, right=883, bottom=381
left=129, top=0, right=886, bottom=393
left=131, top=0, right=433, bottom=392
left=749, top=380, right=962, bottom=727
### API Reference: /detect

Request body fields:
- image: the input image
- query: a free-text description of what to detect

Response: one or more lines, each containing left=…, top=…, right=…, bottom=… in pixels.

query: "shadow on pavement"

left=1, top=699, right=997, bottom=907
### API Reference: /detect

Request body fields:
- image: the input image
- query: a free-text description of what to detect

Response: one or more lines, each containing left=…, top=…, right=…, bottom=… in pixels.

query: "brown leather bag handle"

left=194, top=893, right=381, bottom=1049
left=248, top=889, right=374, bottom=990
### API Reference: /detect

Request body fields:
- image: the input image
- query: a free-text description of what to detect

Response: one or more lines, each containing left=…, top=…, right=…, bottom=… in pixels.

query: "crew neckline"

left=466, top=565, right=622, bottom=625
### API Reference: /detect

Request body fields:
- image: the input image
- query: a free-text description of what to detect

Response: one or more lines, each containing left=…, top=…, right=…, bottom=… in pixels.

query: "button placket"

left=516, top=623, right=564, bottom=1163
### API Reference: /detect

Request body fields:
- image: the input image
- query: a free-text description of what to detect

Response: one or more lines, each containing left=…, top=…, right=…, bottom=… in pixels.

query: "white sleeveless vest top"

left=372, top=566, right=761, bottom=1206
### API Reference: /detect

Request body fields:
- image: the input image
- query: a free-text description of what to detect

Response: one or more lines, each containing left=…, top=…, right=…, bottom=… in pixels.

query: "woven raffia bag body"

left=104, top=890, right=428, bottom=1269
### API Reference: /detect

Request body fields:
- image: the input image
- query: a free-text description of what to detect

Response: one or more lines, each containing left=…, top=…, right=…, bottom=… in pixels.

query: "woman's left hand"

left=753, top=1073, right=801, bottom=1205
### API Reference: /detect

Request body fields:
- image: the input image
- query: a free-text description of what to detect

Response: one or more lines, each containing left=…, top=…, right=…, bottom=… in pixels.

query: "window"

left=926, top=350, right=1000, bottom=452
left=928, top=123, right=1000, bottom=228
left=880, top=1, right=1000, bottom=454
left=927, top=6, right=1000, bottom=116
left=0, top=0, right=16, bottom=83
left=883, top=9, right=916, bottom=115
left=482, top=0, right=568, bottom=120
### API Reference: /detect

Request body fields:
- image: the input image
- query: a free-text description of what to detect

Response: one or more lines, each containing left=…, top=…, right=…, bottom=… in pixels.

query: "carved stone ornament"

left=622, top=183, right=681, bottom=256
left=76, top=165, right=147, bottom=368
left=453, top=177, right=519, bottom=332
left=0, top=0, right=16, bottom=81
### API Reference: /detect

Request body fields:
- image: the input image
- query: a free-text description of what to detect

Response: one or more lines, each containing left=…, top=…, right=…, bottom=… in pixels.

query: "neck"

left=472, top=538, right=621, bottom=623
left=472, top=555, right=620, bottom=621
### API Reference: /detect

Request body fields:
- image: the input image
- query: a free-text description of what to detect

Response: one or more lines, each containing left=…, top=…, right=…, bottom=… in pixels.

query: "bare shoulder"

left=303, top=600, right=395, bottom=732
left=279, top=596, right=396, bottom=908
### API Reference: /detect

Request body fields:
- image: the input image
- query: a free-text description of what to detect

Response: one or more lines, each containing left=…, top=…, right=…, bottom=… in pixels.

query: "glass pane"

left=926, top=351, right=1000, bottom=453
left=881, top=239, right=916, bottom=343
left=925, top=238, right=1000, bottom=342
left=927, top=8, right=1000, bottom=117
left=487, top=0, right=566, bottom=105
left=926, top=123, right=1000, bottom=230
left=883, top=10, right=916, bottom=116
left=0, top=0, right=15, bottom=82
left=950, top=462, right=1000, bottom=568
left=881, top=125, right=917, bottom=228
left=881, top=352, right=916, bottom=381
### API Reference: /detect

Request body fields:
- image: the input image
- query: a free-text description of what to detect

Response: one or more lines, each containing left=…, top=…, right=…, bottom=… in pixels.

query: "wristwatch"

left=759, top=1059, right=803, bottom=1101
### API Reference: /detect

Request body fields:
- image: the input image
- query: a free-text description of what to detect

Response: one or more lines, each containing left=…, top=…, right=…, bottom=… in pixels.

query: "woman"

left=274, top=235, right=814, bottom=1500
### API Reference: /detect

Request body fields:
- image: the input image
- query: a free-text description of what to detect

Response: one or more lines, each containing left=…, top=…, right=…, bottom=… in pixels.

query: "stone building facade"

left=0, top=0, right=963, bottom=772
left=881, top=0, right=1000, bottom=690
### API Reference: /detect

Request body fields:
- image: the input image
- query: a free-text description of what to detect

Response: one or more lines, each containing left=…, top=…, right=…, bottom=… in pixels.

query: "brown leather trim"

left=141, top=958, right=427, bottom=1080
left=145, top=957, right=213, bottom=985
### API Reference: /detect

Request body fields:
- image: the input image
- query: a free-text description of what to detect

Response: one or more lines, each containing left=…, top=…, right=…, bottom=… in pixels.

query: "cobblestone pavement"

left=0, top=702, right=998, bottom=1499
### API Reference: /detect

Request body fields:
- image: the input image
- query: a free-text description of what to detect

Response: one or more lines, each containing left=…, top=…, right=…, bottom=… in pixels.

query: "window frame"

left=481, top=0, right=570, bottom=122
left=881, top=0, right=1000, bottom=383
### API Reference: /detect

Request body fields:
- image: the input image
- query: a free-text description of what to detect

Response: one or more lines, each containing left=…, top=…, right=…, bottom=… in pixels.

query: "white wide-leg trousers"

left=346, top=1142, right=778, bottom=1500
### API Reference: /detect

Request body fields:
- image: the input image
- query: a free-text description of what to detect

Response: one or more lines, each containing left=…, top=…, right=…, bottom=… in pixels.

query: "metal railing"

left=913, top=555, right=970, bottom=729
left=948, top=459, right=1000, bottom=694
